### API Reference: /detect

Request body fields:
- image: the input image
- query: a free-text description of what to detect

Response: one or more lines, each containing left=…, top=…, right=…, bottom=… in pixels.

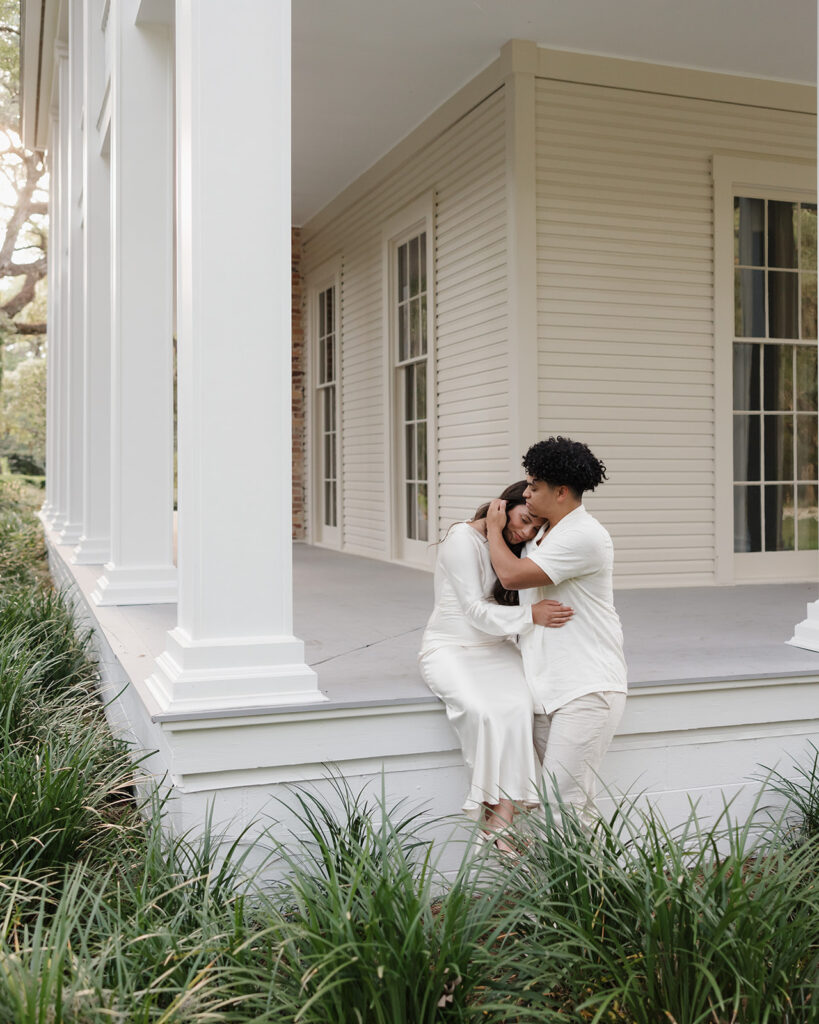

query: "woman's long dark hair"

left=471, top=480, right=533, bottom=607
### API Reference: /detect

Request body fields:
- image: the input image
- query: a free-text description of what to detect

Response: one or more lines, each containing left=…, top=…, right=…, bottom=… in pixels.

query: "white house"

left=21, top=0, right=819, bottom=846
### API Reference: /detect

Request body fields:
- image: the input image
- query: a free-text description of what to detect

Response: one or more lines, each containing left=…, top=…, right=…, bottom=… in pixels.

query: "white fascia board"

left=21, top=0, right=61, bottom=151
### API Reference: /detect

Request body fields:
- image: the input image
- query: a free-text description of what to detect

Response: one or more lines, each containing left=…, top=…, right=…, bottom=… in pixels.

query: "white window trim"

left=713, top=155, right=817, bottom=583
left=382, top=192, right=437, bottom=568
left=306, top=256, right=343, bottom=550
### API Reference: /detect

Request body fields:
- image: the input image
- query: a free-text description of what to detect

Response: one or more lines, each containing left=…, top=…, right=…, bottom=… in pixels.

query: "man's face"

left=523, top=476, right=561, bottom=521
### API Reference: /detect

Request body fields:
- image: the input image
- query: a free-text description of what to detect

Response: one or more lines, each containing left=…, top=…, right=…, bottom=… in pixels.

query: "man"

left=486, top=436, right=627, bottom=828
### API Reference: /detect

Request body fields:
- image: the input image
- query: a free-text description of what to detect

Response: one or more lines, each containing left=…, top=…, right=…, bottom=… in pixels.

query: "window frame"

left=307, top=258, right=343, bottom=549
left=382, top=194, right=437, bottom=567
left=713, top=155, right=817, bottom=582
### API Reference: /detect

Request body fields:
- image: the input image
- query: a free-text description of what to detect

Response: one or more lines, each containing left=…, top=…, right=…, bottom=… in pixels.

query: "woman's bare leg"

left=483, top=798, right=517, bottom=853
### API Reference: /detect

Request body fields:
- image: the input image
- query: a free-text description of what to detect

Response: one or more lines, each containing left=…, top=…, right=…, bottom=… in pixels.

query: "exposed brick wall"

left=292, top=227, right=306, bottom=540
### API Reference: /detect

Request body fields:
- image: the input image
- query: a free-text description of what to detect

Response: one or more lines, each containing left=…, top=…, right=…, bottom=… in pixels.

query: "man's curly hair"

left=522, top=436, right=607, bottom=499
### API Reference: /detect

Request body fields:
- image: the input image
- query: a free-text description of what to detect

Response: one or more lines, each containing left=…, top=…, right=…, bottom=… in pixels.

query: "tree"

left=0, top=0, right=48, bottom=361
left=0, top=0, right=48, bottom=473
left=2, top=355, right=45, bottom=467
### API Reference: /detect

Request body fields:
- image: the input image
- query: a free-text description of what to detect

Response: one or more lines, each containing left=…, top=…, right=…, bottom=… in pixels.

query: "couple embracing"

left=419, top=436, right=627, bottom=853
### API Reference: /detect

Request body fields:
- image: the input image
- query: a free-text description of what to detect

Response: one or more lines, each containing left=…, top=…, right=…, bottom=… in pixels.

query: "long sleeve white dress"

left=418, top=522, right=542, bottom=817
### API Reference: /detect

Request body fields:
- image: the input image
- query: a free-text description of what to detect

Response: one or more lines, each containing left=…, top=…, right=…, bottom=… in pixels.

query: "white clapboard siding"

left=302, top=90, right=510, bottom=559
left=536, top=79, right=815, bottom=585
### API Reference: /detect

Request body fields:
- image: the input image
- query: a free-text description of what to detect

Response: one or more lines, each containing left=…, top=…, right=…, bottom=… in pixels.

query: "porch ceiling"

left=292, top=0, right=817, bottom=224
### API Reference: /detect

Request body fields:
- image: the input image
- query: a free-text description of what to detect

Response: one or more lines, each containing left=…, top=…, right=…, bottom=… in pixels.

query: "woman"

left=418, top=481, right=573, bottom=851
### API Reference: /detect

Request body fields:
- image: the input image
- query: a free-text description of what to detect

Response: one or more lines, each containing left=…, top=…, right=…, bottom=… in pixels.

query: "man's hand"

left=486, top=498, right=507, bottom=533
left=532, top=599, right=573, bottom=628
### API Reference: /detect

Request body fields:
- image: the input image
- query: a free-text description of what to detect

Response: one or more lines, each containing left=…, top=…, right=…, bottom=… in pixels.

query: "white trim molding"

left=306, top=256, right=344, bottom=549
left=712, top=154, right=817, bottom=585
left=382, top=192, right=438, bottom=567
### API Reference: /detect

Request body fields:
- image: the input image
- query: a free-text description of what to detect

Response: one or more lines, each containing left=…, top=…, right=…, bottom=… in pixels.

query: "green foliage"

left=1, top=356, right=46, bottom=468
left=1, top=484, right=819, bottom=1020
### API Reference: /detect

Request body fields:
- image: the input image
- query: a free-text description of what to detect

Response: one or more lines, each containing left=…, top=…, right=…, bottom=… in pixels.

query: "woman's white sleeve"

left=439, top=529, right=534, bottom=637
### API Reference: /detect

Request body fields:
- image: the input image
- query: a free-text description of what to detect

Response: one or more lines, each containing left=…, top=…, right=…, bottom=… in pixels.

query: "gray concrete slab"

left=293, top=544, right=819, bottom=703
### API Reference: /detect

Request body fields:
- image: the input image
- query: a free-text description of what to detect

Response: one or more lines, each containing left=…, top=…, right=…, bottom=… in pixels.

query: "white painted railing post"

left=146, top=0, right=322, bottom=713
left=788, top=601, right=819, bottom=653
left=41, top=112, right=60, bottom=525
left=59, top=0, right=87, bottom=546
left=50, top=50, right=71, bottom=533
left=92, top=0, right=176, bottom=604
left=73, top=0, right=111, bottom=565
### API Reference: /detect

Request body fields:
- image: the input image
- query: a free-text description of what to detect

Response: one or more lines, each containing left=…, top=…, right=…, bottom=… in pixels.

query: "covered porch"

left=46, top=531, right=819, bottom=840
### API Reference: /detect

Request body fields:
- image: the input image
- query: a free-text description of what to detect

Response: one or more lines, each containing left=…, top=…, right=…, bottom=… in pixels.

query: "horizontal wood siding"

left=303, top=90, right=509, bottom=558
left=535, top=80, right=815, bottom=585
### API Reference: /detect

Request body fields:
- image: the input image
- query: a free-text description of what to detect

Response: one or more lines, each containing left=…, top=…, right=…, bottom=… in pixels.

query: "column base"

left=58, top=520, right=84, bottom=545
left=787, top=600, right=819, bottom=654
left=93, top=563, right=178, bottom=605
left=144, top=626, right=326, bottom=714
left=72, top=535, right=111, bottom=565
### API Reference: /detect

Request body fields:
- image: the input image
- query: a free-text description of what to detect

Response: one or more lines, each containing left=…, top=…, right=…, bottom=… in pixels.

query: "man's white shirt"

left=518, top=504, right=628, bottom=714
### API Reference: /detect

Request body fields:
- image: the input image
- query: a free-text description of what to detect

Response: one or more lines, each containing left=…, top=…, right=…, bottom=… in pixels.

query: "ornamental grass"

left=0, top=475, right=818, bottom=1022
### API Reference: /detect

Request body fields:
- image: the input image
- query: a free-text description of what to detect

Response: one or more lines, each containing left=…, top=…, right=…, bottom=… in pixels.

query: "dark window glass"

left=733, top=415, right=760, bottom=482
left=796, top=414, right=818, bottom=481
left=734, top=485, right=761, bottom=552
left=734, top=197, right=764, bottom=266
left=733, top=343, right=760, bottom=410
left=764, top=484, right=795, bottom=551
left=763, top=414, right=794, bottom=480
left=768, top=201, right=798, bottom=268
left=801, top=272, right=817, bottom=339
left=762, top=344, right=794, bottom=410
left=797, top=483, right=818, bottom=549
left=735, top=269, right=765, bottom=336
left=796, top=346, right=818, bottom=411
left=768, top=271, right=798, bottom=338
left=800, top=204, right=817, bottom=270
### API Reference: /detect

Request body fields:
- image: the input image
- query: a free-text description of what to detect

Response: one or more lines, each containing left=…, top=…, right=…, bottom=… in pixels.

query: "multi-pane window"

left=316, top=286, right=337, bottom=529
left=733, top=197, right=818, bottom=553
left=396, top=232, right=428, bottom=542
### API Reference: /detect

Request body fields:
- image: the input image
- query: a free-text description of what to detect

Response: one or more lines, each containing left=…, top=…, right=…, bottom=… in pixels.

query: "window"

left=733, top=198, right=818, bottom=555
left=309, top=264, right=341, bottom=547
left=397, top=232, right=429, bottom=543
left=384, top=196, right=435, bottom=565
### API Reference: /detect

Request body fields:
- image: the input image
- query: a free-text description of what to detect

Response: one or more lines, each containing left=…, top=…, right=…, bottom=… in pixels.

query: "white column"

left=41, top=116, right=59, bottom=522
left=146, top=0, right=321, bottom=713
left=92, top=0, right=176, bottom=604
left=73, top=0, right=111, bottom=564
left=50, top=51, right=71, bottom=532
left=59, top=0, right=86, bottom=545
left=502, top=39, right=539, bottom=476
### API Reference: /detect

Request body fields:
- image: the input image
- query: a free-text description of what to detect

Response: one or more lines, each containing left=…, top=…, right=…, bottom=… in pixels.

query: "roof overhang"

left=21, top=0, right=64, bottom=151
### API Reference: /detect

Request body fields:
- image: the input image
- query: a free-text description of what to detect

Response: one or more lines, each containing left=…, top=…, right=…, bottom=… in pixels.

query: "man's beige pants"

left=533, top=690, right=626, bottom=830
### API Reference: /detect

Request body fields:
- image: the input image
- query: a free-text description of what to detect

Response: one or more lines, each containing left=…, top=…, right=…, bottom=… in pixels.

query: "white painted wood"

left=92, top=0, right=176, bottom=605
left=381, top=194, right=437, bottom=567
left=712, top=156, right=817, bottom=584
left=303, top=90, right=511, bottom=558
left=789, top=599, right=819, bottom=651
left=502, top=39, right=539, bottom=479
left=42, top=114, right=59, bottom=523
left=50, top=50, right=71, bottom=533
left=73, top=0, right=111, bottom=565
left=534, top=79, right=816, bottom=586
left=144, top=0, right=322, bottom=714
left=58, top=0, right=86, bottom=546
left=306, top=256, right=343, bottom=549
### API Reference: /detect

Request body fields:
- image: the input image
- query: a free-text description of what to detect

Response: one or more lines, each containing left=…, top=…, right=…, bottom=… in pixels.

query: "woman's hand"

left=532, top=599, right=573, bottom=628
left=486, top=498, right=507, bottom=533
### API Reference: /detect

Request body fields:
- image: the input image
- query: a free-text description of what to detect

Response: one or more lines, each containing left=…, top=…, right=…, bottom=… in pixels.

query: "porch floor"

left=59, top=539, right=819, bottom=716
left=295, top=544, right=819, bottom=705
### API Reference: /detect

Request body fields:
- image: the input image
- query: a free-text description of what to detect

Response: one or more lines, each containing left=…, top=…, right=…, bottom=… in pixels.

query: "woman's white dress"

left=418, top=522, right=541, bottom=817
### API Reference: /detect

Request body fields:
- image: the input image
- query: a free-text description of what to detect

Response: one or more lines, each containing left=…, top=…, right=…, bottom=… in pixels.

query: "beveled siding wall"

left=535, top=79, right=815, bottom=586
left=302, top=89, right=509, bottom=559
